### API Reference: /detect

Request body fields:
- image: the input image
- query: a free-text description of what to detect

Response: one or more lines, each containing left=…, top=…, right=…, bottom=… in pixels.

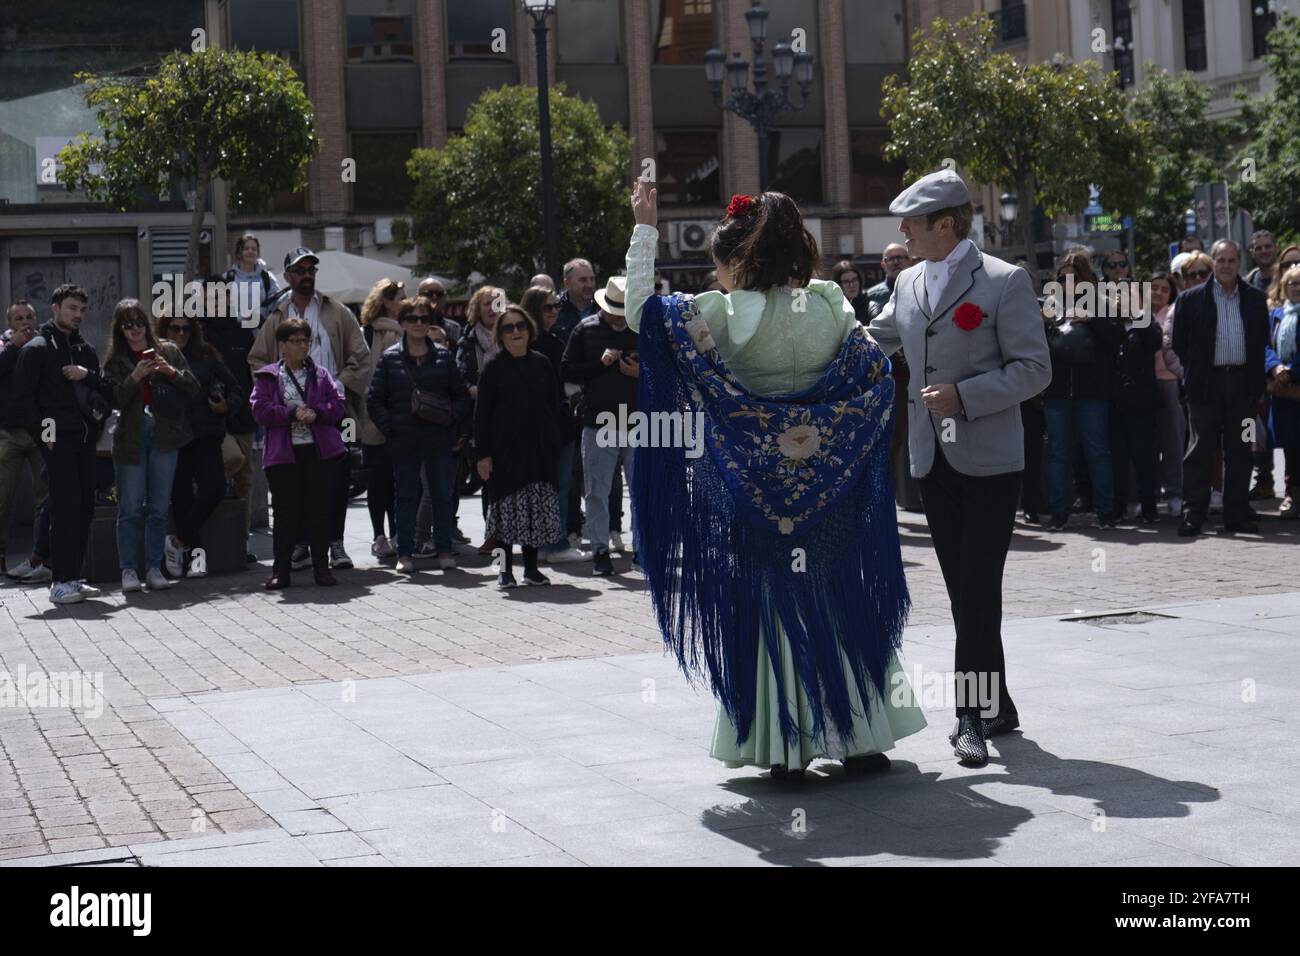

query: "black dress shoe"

left=1021, top=511, right=1041, bottom=525
left=1177, top=521, right=1201, bottom=537
left=949, top=715, right=988, bottom=765
left=1223, top=519, right=1260, bottom=534
left=843, top=753, right=891, bottom=775
left=314, top=568, right=338, bottom=586
left=264, top=572, right=291, bottom=590
left=982, top=713, right=1021, bottom=737
left=769, top=765, right=805, bottom=781
left=1046, top=513, right=1069, bottom=530
left=592, top=548, right=614, bottom=576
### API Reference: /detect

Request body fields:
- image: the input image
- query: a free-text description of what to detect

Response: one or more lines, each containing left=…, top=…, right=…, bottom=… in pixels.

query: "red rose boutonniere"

left=953, top=303, right=984, bottom=331
left=726, top=194, right=754, bottom=219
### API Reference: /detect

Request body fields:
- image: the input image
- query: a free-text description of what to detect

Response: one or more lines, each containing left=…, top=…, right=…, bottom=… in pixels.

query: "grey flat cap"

left=889, top=169, right=972, bottom=217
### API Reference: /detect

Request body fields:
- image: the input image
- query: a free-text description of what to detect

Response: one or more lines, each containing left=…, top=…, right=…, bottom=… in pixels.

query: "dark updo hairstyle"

left=709, top=191, right=820, bottom=291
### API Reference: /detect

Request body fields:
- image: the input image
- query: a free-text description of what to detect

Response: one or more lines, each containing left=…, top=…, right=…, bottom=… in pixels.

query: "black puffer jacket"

left=184, top=350, right=247, bottom=440
left=1043, top=315, right=1123, bottom=402
left=1111, top=320, right=1163, bottom=410
left=11, top=320, right=112, bottom=443
left=200, top=317, right=257, bottom=434
left=367, top=336, right=472, bottom=454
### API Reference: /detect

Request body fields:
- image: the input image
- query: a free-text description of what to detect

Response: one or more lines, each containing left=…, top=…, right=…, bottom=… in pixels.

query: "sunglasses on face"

left=883, top=255, right=909, bottom=264
left=121, top=319, right=147, bottom=330
left=543, top=303, right=559, bottom=311
left=499, top=321, right=529, bottom=334
left=404, top=313, right=435, bottom=325
left=288, top=266, right=318, bottom=276
left=169, top=324, right=191, bottom=334
left=1184, top=269, right=1211, bottom=279
left=422, top=289, right=446, bottom=298
left=285, top=336, right=310, bottom=344
left=1104, top=260, right=1128, bottom=268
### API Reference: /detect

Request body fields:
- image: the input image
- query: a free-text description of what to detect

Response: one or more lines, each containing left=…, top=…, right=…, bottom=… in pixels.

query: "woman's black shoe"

left=314, top=569, right=337, bottom=586
left=264, top=573, right=291, bottom=590
left=1045, top=513, right=1069, bottom=530
left=1021, top=511, right=1040, bottom=524
left=497, top=571, right=518, bottom=590
left=522, top=569, right=549, bottom=586
left=843, top=753, right=891, bottom=775
left=769, top=765, right=805, bottom=781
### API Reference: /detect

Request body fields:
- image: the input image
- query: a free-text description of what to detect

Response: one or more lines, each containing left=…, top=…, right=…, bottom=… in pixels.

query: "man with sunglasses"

left=1172, top=240, right=1271, bottom=536
left=248, top=248, right=370, bottom=570
left=416, top=277, right=462, bottom=357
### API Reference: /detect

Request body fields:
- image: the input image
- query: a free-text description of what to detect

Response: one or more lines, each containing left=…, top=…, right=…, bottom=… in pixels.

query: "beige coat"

left=358, top=316, right=401, bottom=444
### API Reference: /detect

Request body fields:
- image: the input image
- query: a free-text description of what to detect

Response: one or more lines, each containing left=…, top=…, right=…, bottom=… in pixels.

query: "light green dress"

left=624, top=224, right=926, bottom=768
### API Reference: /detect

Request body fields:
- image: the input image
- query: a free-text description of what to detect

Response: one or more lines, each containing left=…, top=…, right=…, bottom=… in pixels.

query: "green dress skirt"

left=710, top=624, right=926, bottom=769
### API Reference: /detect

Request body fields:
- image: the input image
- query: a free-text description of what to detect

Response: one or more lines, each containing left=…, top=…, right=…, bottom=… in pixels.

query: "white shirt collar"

left=925, top=239, right=975, bottom=307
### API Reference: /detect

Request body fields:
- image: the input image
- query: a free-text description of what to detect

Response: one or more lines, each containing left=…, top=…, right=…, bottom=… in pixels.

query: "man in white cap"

left=867, top=168, right=1052, bottom=766
left=560, top=275, right=639, bottom=577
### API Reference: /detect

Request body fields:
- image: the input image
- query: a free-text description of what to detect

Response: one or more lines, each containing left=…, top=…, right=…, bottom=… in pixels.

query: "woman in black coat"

left=474, top=304, right=564, bottom=589
left=161, top=311, right=246, bottom=576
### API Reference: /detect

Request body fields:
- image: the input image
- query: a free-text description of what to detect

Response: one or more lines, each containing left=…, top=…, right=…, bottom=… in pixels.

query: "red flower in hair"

left=726, top=194, right=754, bottom=219
left=953, top=303, right=984, bottom=331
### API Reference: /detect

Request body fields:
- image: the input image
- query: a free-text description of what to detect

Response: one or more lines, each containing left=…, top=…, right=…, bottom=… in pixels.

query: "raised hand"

left=631, top=178, right=658, bottom=228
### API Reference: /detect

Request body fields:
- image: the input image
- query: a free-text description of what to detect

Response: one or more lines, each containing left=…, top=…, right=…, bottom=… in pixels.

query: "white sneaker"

left=6, top=559, right=34, bottom=579
left=164, top=535, right=185, bottom=577
left=543, top=547, right=586, bottom=563
left=121, top=569, right=142, bottom=593
left=610, top=532, right=626, bottom=553
left=1167, top=496, right=1184, bottom=517
left=371, top=535, right=396, bottom=558
left=76, top=581, right=102, bottom=598
left=396, top=555, right=415, bottom=573
left=436, top=554, right=456, bottom=570
left=21, top=563, right=52, bottom=585
left=145, top=568, right=172, bottom=590
left=49, top=581, right=84, bottom=604
left=1209, top=490, right=1224, bottom=514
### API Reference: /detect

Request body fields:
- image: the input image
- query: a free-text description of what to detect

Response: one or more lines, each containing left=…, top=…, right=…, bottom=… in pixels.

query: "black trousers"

left=269, top=443, right=334, bottom=574
left=40, top=435, right=97, bottom=583
left=1184, top=367, right=1254, bottom=526
left=1110, top=404, right=1159, bottom=514
left=363, top=442, right=395, bottom=539
left=173, top=435, right=227, bottom=547
left=918, top=440, right=1021, bottom=720
left=297, top=442, right=350, bottom=546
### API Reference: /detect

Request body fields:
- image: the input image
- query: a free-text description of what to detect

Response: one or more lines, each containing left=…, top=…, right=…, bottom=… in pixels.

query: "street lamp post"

left=998, top=192, right=1019, bottom=248
left=522, top=0, right=560, bottom=283
left=704, top=2, right=813, bottom=193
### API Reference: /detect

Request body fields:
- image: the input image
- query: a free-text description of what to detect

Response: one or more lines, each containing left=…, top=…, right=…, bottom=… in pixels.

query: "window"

left=1182, top=0, right=1207, bottom=72
left=651, top=0, right=715, bottom=65
left=228, top=0, right=301, bottom=61
left=345, top=0, right=413, bottom=62
left=558, top=0, right=620, bottom=64
left=1111, top=0, right=1134, bottom=88
left=849, top=129, right=904, bottom=206
left=844, top=0, right=905, bottom=64
left=655, top=131, right=720, bottom=206
left=0, top=1, right=205, bottom=206
left=1251, top=0, right=1277, bottom=60
left=349, top=131, right=418, bottom=211
left=767, top=129, right=822, bottom=204
left=992, top=0, right=1027, bottom=43
left=448, top=0, right=512, bottom=59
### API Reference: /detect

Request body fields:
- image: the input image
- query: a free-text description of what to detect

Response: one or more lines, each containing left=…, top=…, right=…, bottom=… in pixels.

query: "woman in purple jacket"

left=250, top=317, right=347, bottom=589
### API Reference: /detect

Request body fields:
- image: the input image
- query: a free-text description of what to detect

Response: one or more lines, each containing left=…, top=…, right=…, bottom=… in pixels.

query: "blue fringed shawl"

left=632, top=292, right=910, bottom=748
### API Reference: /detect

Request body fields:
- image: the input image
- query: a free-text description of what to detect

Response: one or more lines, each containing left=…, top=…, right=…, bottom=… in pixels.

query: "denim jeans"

left=1045, top=398, right=1113, bottom=517
left=115, top=412, right=180, bottom=572
left=581, top=426, right=635, bottom=552
left=393, top=446, right=454, bottom=557
left=544, top=440, right=575, bottom=550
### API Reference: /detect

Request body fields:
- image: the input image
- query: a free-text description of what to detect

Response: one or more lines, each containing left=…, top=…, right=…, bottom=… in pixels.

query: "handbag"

left=401, top=353, right=452, bottom=426
left=72, top=379, right=112, bottom=434
left=1046, top=319, right=1096, bottom=365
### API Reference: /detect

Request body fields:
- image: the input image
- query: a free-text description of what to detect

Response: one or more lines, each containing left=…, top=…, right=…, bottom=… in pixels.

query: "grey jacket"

left=867, top=243, right=1051, bottom=478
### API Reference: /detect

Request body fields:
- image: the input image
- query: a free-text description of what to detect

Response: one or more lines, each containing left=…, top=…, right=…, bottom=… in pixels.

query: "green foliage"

left=880, top=14, right=1152, bottom=271
left=57, top=47, right=318, bottom=274
left=398, top=83, right=633, bottom=293
left=1233, top=13, right=1300, bottom=236
left=1128, top=66, right=1236, bottom=270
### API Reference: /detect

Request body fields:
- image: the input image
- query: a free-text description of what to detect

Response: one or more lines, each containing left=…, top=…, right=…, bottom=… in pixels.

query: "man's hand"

left=601, top=348, right=622, bottom=367
left=921, top=383, right=961, bottom=418
left=468, top=384, right=478, bottom=400
left=1273, top=365, right=1292, bottom=387
left=61, top=364, right=88, bottom=381
left=208, top=397, right=229, bottom=414
left=9, top=327, right=33, bottom=348
left=477, top=457, right=492, bottom=482
left=631, top=178, right=657, bottom=228
left=618, top=355, right=640, bottom=379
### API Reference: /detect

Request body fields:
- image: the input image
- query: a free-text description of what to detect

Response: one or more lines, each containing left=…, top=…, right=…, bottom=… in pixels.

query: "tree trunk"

left=1018, top=171, right=1039, bottom=292
left=185, top=161, right=209, bottom=282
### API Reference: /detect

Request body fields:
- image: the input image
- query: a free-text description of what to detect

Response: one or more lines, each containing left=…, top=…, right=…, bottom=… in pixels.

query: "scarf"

left=633, top=293, right=908, bottom=748
left=1278, top=301, right=1299, bottom=366
left=474, top=320, right=501, bottom=365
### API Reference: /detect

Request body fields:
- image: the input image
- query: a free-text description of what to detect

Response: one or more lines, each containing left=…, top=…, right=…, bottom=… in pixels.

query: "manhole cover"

left=1062, top=611, right=1177, bottom=627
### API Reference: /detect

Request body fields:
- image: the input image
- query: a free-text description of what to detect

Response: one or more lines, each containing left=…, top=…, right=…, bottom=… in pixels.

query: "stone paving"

left=1, top=475, right=1298, bottom=864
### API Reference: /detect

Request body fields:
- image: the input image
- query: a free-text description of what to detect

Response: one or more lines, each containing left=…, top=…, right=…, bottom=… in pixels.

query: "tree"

left=57, top=47, right=318, bottom=279
left=1233, top=12, right=1300, bottom=243
left=1128, top=66, right=1236, bottom=271
left=397, top=83, right=634, bottom=295
left=880, top=14, right=1151, bottom=283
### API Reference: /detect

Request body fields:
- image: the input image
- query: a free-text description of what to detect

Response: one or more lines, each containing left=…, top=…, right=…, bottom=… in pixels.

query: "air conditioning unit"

left=669, top=220, right=713, bottom=258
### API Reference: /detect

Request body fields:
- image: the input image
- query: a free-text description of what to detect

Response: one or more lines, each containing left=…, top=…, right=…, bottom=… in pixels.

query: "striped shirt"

left=1212, top=279, right=1246, bottom=367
